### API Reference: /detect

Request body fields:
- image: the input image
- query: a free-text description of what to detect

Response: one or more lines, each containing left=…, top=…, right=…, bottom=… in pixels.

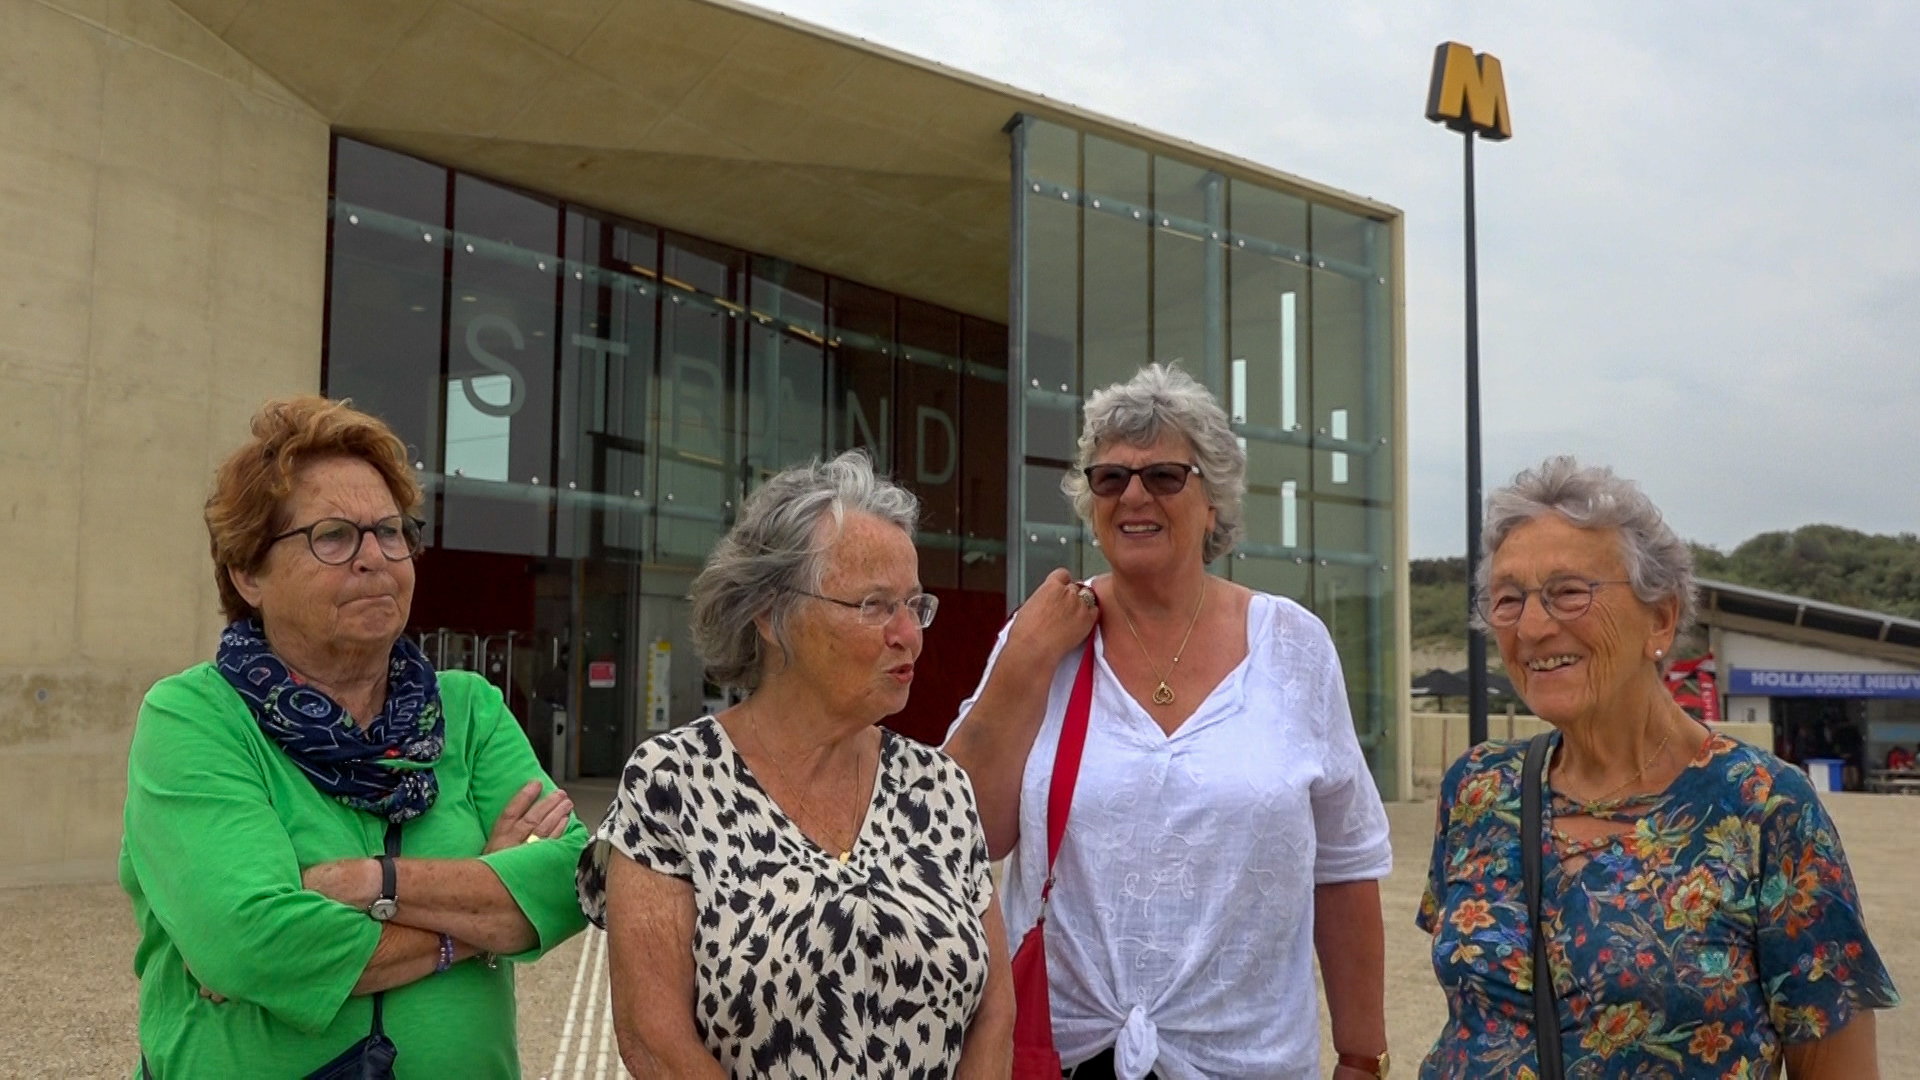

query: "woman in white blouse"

left=946, top=363, right=1393, bottom=1080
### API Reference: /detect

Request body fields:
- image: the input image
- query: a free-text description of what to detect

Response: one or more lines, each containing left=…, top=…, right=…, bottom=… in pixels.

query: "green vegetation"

left=1410, top=571, right=1471, bottom=649
left=1692, top=526, right=1920, bottom=619
left=1409, top=525, right=1920, bottom=653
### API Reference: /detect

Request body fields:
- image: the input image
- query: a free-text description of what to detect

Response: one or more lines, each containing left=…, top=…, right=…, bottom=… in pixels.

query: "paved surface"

left=8, top=792, right=1915, bottom=1078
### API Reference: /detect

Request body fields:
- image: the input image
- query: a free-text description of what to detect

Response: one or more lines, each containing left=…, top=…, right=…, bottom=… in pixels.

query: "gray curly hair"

left=1477, top=455, right=1697, bottom=632
left=689, top=450, right=919, bottom=690
left=1061, top=363, right=1246, bottom=563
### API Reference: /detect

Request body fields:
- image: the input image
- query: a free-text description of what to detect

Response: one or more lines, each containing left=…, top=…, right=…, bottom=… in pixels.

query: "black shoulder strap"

left=1521, top=732, right=1566, bottom=1080
left=369, top=820, right=403, bottom=1037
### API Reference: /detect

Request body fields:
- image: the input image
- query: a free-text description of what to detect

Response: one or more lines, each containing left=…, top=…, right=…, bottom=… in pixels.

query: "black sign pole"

left=1464, top=129, right=1489, bottom=746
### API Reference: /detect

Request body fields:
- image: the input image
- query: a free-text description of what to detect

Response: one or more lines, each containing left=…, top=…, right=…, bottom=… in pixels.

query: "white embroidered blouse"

left=946, top=591, right=1392, bottom=1080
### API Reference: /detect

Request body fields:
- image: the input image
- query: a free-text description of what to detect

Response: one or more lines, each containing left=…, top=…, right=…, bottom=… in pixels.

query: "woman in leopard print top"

left=578, top=452, right=1013, bottom=1078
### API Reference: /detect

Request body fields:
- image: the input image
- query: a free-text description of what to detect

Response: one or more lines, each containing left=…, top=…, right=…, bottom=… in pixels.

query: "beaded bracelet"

left=435, top=932, right=455, bottom=974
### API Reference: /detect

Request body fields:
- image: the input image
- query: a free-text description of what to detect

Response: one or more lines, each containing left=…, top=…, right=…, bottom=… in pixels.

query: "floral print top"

left=1417, top=732, right=1897, bottom=1079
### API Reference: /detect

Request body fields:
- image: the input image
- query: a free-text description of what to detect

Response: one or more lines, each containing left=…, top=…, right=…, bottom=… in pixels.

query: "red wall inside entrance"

left=883, top=586, right=1006, bottom=747
left=408, top=549, right=537, bottom=635
left=406, top=549, right=999, bottom=749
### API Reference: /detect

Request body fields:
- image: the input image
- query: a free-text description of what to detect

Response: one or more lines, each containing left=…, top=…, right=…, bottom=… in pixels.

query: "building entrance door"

left=406, top=549, right=575, bottom=773
left=576, top=559, right=639, bottom=778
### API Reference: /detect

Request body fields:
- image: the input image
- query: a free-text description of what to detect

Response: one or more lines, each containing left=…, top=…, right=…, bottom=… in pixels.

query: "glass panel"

left=1310, top=269, right=1378, bottom=495
left=555, top=213, right=656, bottom=560
left=1152, top=156, right=1224, bottom=383
left=1024, top=118, right=1078, bottom=189
left=1024, top=184, right=1079, bottom=465
left=437, top=173, right=559, bottom=556
left=1307, top=203, right=1395, bottom=788
left=328, top=134, right=1007, bottom=776
left=655, top=234, right=740, bottom=563
left=898, top=298, right=962, bottom=591
left=1231, top=176, right=1310, bottom=254
left=827, top=278, right=894, bottom=473
left=745, top=258, right=827, bottom=490
left=1315, top=556, right=1389, bottom=734
left=1233, top=553, right=1312, bottom=605
left=1020, top=463, right=1079, bottom=596
left=1082, top=135, right=1150, bottom=395
left=1228, top=203, right=1312, bottom=594
left=1237, top=443, right=1314, bottom=555
left=326, top=140, right=447, bottom=529
left=959, top=317, right=1008, bottom=594
left=1310, top=205, right=1392, bottom=501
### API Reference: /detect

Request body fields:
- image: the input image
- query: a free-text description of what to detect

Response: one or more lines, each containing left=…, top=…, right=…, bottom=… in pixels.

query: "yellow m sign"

left=1426, top=42, right=1512, bottom=140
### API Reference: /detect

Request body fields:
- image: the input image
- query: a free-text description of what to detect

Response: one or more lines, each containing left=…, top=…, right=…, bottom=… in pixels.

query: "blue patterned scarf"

left=216, top=618, right=445, bottom=823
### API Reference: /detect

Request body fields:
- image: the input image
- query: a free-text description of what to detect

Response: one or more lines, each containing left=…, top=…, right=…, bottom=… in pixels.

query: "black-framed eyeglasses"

left=1082, top=462, right=1202, bottom=498
left=269, top=515, right=424, bottom=566
left=789, top=588, right=939, bottom=628
left=1476, top=576, right=1631, bottom=628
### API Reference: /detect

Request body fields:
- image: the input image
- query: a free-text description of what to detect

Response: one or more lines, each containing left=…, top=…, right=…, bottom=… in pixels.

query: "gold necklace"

left=1117, top=579, right=1208, bottom=706
left=1563, top=721, right=1676, bottom=812
left=746, top=701, right=865, bottom=863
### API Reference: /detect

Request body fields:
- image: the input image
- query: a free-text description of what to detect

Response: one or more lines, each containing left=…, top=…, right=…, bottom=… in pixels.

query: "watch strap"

left=375, top=820, right=402, bottom=915
left=1337, top=1051, right=1387, bottom=1077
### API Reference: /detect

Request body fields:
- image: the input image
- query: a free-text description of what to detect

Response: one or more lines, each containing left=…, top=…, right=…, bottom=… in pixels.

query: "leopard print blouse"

left=578, top=716, right=995, bottom=1078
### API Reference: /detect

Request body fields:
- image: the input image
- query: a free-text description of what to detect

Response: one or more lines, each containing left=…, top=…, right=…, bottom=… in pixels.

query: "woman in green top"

left=120, top=396, right=590, bottom=1077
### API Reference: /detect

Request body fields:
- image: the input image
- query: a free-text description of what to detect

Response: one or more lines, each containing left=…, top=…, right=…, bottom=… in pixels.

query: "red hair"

left=206, top=396, right=421, bottom=623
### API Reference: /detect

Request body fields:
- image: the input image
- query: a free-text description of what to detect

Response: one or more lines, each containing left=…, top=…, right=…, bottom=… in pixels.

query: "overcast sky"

left=766, top=0, right=1920, bottom=558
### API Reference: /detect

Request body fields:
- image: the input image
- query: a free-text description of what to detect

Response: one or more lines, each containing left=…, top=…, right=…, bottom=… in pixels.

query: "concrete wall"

left=0, top=0, right=327, bottom=885
left=1409, top=713, right=1776, bottom=801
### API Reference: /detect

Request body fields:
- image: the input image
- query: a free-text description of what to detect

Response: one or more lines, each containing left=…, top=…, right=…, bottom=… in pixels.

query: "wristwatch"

left=1337, top=1051, right=1390, bottom=1078
left=368, top=854, right=398, bottom=922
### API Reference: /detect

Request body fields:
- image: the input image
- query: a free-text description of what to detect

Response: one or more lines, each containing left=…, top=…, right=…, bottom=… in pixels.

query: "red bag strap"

left=1038, top=632, right=1098, bottom=906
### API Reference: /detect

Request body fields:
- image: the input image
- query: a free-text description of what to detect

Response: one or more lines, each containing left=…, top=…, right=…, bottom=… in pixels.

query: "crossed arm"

left=299, top=782, right=575, bottom=994
left=184, top=780, right=575, bottom=1003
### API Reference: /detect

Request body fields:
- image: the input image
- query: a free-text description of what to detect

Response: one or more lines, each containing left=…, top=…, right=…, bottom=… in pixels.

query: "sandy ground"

left=7, top=790, right=1915, bottom=1079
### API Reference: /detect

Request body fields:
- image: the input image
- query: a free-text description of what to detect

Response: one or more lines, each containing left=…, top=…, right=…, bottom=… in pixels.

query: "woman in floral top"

left=1419, top=457, right=1897, bottom=1079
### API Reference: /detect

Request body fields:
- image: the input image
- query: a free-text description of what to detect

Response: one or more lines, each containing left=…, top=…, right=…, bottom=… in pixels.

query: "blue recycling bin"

left=1804, top=757, right=1845, bottom=793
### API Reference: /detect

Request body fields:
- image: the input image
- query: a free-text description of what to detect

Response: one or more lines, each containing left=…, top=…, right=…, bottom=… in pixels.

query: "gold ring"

left=1077, top=586, right=1097, bottom=610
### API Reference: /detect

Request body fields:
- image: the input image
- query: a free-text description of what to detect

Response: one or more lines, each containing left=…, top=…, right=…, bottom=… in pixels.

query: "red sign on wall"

left=588, top=660, right=616, bottom=688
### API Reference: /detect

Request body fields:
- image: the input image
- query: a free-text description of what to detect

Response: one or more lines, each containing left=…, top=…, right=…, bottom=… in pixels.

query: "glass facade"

left=1008, top=116, right=1401, bottom=792
left=324, top=137, right=1008, bottom=778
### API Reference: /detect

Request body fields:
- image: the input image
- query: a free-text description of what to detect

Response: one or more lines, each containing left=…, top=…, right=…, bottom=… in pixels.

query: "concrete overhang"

left=174, top=0, right=1399, bottom=323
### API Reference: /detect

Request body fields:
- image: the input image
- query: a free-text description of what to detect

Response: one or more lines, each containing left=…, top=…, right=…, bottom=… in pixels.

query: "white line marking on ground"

left=572, top=930, right=608, bottom=1080
left=550, top=928, right=597, bottom=1079
left=593, top=985, right=616, bottom=1080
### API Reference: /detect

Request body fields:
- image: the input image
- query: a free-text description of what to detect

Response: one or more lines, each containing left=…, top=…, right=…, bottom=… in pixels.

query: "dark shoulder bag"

left=142, top=821, right=403, bottom=1080
left=1521, top=732, right=1566, bottom=1080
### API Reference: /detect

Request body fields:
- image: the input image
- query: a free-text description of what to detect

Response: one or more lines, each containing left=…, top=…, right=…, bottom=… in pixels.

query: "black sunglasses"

left=1082, top=462, right=1202, bottom=498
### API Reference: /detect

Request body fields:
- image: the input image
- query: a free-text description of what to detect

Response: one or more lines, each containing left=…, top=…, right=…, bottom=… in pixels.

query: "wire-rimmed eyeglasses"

left=788, top=588, right=938, bottom=628
left=269, top=515, right=424, bottom=566
left=1476, top=576, right=1631, bottom=628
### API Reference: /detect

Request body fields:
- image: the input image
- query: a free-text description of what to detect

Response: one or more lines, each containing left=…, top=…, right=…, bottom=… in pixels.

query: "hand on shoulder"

left=1004, top=568, right=1100, bottom=669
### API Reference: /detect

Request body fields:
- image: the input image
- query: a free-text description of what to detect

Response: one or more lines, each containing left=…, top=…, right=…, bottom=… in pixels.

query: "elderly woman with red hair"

left=120, top=396, right=588, bottom=1077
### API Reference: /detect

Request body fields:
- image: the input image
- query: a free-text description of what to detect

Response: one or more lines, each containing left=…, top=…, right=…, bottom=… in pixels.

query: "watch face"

left=369, top=898, right=398, bottom=922
left=1379, top=1051, right=1391, bottom=1078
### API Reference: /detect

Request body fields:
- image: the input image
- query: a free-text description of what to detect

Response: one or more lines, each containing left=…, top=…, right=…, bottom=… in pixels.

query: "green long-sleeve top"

left=120, top=665, right=589, bottom=1078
